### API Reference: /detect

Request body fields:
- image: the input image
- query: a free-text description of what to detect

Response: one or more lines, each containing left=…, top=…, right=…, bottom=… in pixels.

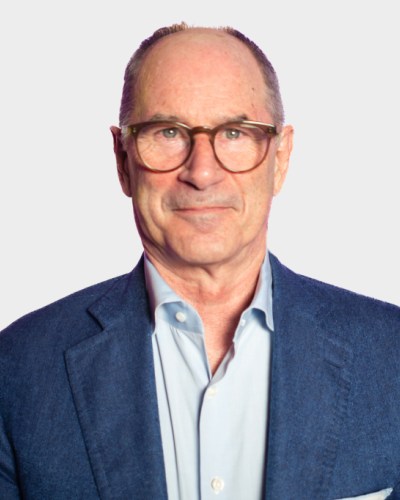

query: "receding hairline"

left=136, top=27, right=267, bottom=89
left=142, top=26, right=244, bottom=44
left=137, top=27, right=263, bottom=70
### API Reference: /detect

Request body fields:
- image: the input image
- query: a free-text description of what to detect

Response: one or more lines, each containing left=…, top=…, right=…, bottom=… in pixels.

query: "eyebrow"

left=149, top=113, right=180, bottom=121
left=148, top=113, right=250, bottom=124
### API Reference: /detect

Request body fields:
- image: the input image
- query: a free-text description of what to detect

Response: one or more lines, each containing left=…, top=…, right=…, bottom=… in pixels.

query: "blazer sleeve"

left=0, top=331, right=21, bottom=499
left=0, top=417, right=21, bottom=499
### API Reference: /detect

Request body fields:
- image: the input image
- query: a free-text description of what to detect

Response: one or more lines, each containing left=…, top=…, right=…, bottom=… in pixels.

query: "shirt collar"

left=251, top=254, right=274, bottom=331
left=144, top=252, right=274, bottom=332
left=144, top=255, right=184, bottom=315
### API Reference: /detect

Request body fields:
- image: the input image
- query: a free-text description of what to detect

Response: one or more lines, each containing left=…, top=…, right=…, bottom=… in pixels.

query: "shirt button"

left=240, top=318, right=246, bottom=327
left=206, top=385, right=218, bottom=398
left=175, top=311, right=187, bottom=323
left=211, top=476, right=224, bottom=494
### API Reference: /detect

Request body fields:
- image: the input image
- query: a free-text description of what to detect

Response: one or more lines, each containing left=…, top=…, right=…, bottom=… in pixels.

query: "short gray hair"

left=119, top=22, right=285, bottom=128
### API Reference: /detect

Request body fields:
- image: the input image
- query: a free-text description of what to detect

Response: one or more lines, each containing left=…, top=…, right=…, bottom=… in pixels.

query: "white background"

left=1, top=0, right=399, bottom=330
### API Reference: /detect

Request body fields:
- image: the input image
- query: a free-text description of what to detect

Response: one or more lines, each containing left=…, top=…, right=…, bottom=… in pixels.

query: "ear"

left=273, top=125, right=294, bottom=196
left=110, top=126, right=132, bottom=197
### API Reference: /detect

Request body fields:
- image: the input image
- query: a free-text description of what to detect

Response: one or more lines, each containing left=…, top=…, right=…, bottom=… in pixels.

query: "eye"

left=160, top=127, right=180, bottom=139
left=223, top=128, right=242, bottom=140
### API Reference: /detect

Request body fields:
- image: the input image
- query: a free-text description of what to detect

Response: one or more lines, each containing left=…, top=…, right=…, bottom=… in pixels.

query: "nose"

left=177, top=134, right=226, bottom=190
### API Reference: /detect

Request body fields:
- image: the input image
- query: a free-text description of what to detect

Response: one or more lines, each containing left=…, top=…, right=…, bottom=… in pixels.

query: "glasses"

left=122, top=120, right=278, bottom=172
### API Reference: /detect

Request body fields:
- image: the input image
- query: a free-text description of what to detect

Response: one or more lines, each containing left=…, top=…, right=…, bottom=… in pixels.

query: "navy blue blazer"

left=1, top=254, right=400, bottom=499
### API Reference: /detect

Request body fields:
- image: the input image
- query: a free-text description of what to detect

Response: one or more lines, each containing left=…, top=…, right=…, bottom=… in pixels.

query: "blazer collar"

left=65, top=258, right=168, bottom=500
left=266, top=254, right=353, bottom=499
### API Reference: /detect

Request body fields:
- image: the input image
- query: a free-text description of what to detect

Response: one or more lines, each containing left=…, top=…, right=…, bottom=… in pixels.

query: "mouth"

left=173, top=206, right=232, bottom=216
left=174, top=206, right=230, bottom=212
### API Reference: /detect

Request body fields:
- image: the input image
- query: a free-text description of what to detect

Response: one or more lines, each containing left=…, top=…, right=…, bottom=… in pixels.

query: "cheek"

left=131, top=188, right=165, bottom=246
left=242, top=169, right=274, bottom=219
left=130, top=171, right=170, bottom=232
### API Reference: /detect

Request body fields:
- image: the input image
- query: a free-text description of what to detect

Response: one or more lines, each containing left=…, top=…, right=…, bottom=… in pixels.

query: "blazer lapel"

left=65, top=260, right=168, bottom=500
left=265, top=255, right=353, bottom=499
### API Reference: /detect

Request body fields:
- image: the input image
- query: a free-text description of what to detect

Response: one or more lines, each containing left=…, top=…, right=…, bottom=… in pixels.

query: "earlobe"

left=110, top=126, right=132, bottom=197
left=273, top=125, right=294, bottom=196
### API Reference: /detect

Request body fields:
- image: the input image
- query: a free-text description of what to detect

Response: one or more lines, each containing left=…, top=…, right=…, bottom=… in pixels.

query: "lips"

left=174, top=206, right=230, bottom=211
left=166, top=195, right=239, bottom=212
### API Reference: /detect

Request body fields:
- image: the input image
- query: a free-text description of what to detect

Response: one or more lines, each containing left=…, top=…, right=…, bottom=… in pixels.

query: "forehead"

left=133, top=29, right=269, bottom=123
left=142, top=29, right=259, bottom=70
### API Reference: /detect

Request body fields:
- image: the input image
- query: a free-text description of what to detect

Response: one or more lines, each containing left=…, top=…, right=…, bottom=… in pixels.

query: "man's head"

left=111, top=24, right=293, bottom=273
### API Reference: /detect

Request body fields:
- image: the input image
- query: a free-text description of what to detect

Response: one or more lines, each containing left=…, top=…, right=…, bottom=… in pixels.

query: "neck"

left=146, top=243, right=267, bottom=374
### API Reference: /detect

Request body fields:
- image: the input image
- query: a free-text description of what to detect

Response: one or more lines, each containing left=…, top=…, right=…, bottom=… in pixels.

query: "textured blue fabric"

left=0, top=254, right=399, bottom=499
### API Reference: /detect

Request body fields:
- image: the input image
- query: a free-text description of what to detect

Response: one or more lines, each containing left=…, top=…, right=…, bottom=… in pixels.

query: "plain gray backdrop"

left=1, top=0, right=399, bottom=330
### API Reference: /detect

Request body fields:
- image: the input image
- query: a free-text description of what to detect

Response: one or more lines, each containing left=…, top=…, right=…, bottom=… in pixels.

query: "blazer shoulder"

left=1, top=274, right=125, bottom=334
left=0, top=260, right=147, bottom=365
left=269, top=253, right=400, bottom=324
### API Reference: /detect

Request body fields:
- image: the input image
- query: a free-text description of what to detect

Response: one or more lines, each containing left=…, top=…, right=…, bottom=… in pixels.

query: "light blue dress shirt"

left=145, top=255, right=274, bottom=500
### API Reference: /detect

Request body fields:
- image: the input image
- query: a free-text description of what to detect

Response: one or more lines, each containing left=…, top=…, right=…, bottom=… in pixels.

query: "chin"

left=170, top=238, right=239, bottom=267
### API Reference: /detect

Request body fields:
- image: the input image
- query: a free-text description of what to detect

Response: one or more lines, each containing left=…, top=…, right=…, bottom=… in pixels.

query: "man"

left=0, top=22, right=399, bottom=500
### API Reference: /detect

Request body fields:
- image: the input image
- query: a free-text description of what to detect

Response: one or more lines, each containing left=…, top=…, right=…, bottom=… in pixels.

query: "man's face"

left=113, top=30, right=293, bottom=271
